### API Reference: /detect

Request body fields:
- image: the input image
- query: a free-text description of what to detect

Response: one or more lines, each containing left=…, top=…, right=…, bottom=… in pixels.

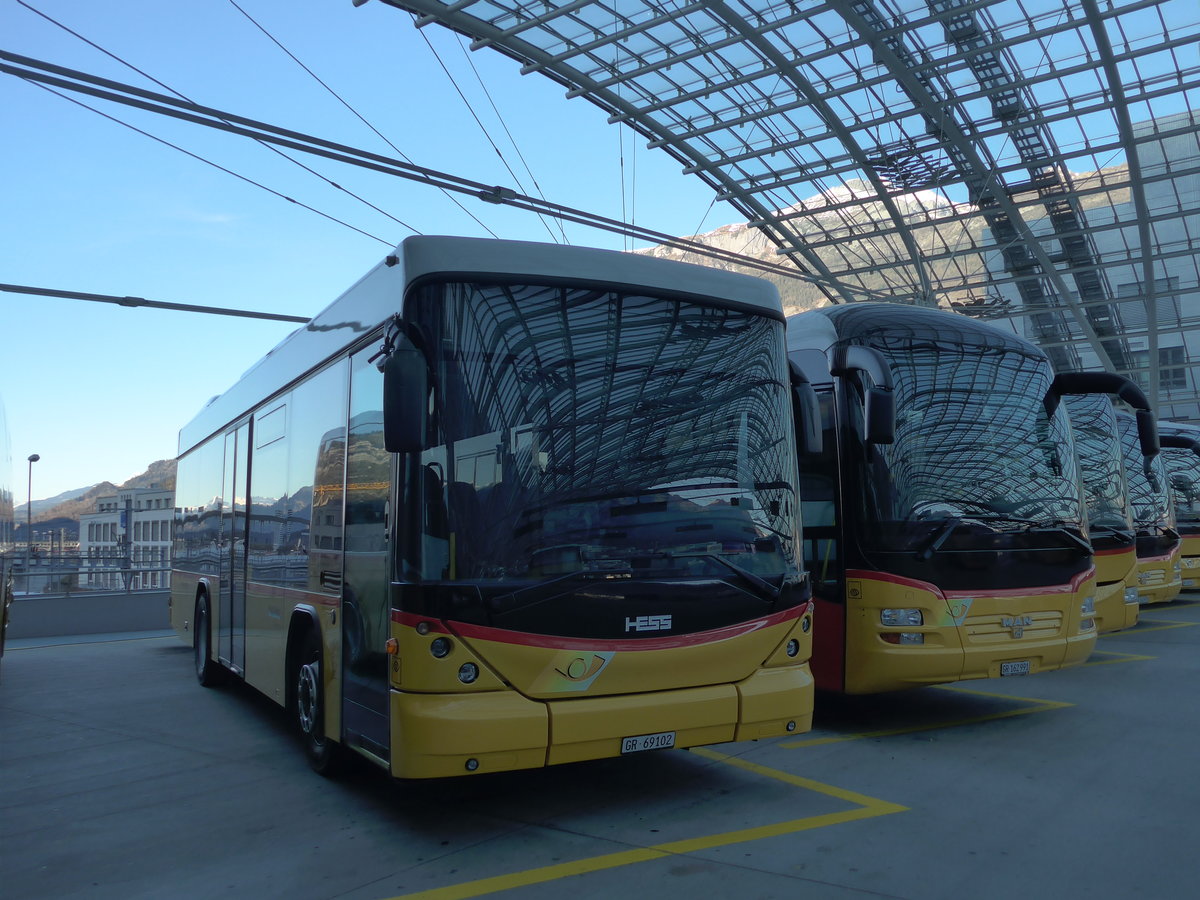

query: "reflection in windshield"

left=1115, top=412, right=1173, bottom=530
left=1159, top=434, right=1200, bottom=526
left=408, top=281, right=799, bottom=585
left=1064, top=394, right=1134, bottom=532
left=861, top=340, right=1083, bottom=549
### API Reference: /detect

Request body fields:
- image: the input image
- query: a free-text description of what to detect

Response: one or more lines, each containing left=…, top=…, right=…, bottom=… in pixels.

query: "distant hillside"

left=118, top=459, right=177, bottom=493
left=25, top=459, right=177, bottom=531
left=638, top=167, right=1130, bottom=314
left=22, top=485, right=99, bottom=517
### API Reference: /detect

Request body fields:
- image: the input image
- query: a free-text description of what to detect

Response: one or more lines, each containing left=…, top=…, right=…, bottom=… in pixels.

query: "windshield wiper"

left=701, top=554, right=781, bottom=601
left=915, top=518, right=961, bottom=561
left=1090, top=524, right=1135, bottom=545
left=1022, top=523, right=1092, bottom=554
left=492, top=567, right=633, bottom=612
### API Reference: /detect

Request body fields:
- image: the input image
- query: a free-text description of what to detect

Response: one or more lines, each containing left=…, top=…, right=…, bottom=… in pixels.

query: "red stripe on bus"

left=844, top=567, right=1096, bottom=600
left=1137, top=552, right=1176, bottom=564
left=390, top=603, right=811, bottom=651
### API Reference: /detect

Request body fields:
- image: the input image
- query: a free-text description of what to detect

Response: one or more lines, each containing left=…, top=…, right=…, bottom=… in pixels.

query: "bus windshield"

left=1116, top=414, right=1173, bottom=531
left=857, top=340, right=1083, bottom=551
left=408, top=280, right=800, bottom=587
left=1160, top=442, right=1200, bottom=527
left=1065, top=394, right=1134, bottom=532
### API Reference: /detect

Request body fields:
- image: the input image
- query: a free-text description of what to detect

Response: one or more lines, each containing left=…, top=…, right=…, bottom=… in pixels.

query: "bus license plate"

left=1001, top=660, right=1031, bottom=676
left=621, top=731, right=676, bottom=754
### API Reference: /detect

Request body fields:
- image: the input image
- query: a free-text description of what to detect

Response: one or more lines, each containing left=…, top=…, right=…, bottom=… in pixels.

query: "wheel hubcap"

left=297, top=661, right=319, bottom=734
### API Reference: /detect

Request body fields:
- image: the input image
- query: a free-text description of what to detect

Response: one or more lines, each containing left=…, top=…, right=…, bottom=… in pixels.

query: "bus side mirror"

left=1051, top=370, right=1152, bottom=411
left=1137, top=409, right=1160, bottom=458
left=789, top=361, right=822, bottom=455
left=382, top=335, right=427, bottom=454
left=829, top=345, right=895, bottom=445
left=865, top=387, right=896, bottom=445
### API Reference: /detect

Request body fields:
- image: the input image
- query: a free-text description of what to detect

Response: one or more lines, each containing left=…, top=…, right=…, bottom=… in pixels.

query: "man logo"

left=1002, top=615, right=1033, bottom=638
left=625, top=614, right=672, bottom=632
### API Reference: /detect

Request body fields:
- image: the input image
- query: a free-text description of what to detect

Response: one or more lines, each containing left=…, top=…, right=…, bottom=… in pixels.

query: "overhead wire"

left=450, top=32, right=569, bottom=244
left=16, top=0, right=421, bottom=238
left=225, top=0, right=496, bottom=238
left=0, top=283, right=312, bottom=322
left=413, top=23, right=564, bottom=243
left=22, top=77, right=395, bottom=246
left=0, top=50, right=866, bottom=291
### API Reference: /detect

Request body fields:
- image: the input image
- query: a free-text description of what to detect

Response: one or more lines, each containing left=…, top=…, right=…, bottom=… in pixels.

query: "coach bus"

left=1115, top=411, right=1182, bottom=605
left=787, top=302, right=1108, bottom=694
left=171, top=236, right=814, bottom=779
left=1157, top=421, right=1200, bottom=590
left=1062, top=391, right=1149, bottom=633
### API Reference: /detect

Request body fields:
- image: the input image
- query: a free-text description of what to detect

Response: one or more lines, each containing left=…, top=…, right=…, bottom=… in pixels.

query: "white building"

left=79, top=485, right=174, bottom=590
left=985, top=110, right=1200, bottom=424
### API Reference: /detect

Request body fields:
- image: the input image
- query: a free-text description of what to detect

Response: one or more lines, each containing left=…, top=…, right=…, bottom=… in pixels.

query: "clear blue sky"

left=2, top=0, right=732, bottom=502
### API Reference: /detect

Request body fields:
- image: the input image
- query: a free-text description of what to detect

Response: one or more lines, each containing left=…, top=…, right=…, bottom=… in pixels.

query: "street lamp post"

left=26, top=453, right=40, bottom=570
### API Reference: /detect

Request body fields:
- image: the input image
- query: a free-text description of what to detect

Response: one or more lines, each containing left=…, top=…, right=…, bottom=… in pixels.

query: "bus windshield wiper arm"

left=1091, top=524, right=1135, bottom=544
left=916, top=518, right=960, bottom=561
left=702, top=554, right=780, bottom=601
left=493, top=567, right=633, bottom=610
left=1023, top=524, right=1092, bottom=554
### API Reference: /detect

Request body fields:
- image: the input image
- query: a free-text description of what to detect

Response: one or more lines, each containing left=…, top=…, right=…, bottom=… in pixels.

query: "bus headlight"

left=1124, top=587, right=1139, bottom=605
left=430, top=637, right=452, bottom=658
left=1081, top=596, right=1096, bottom=615
left=458, top=662, right=479, bottom=684
left=785, top=639, right=800, bottom=657
left=881, top=608, right=923, bottom=626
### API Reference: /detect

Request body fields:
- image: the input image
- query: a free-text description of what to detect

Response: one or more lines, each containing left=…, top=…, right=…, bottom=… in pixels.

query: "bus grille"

left=962, top=610, right=1063, bottom=643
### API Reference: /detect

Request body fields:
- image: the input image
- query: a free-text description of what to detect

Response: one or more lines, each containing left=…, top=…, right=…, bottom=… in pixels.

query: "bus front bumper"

left=845, top=631, right=1096, bottom=694
left=1094, top=580, right=1139, bottom=634
left=387, top=664, right=813, bottom=779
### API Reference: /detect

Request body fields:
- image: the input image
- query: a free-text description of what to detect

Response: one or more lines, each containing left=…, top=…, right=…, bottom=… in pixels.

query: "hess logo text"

left=625, top=614, right=672, bottom=632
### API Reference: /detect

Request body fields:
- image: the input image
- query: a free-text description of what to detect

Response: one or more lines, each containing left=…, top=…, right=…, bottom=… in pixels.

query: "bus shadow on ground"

left=173, top=656, right=819, bottom=834
left=805, top=684, right=1054, bottom=740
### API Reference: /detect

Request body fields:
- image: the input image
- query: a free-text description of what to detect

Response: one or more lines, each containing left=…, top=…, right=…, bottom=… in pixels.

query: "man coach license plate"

left=621, top=731, right=676, bottom=754
left=1001, top=660, right=1031, bottom=676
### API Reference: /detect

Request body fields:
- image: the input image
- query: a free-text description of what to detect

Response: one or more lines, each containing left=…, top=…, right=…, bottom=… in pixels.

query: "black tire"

left=194, top=593, right=223, bottom=687
left=295, top=627, right=339, bottom=776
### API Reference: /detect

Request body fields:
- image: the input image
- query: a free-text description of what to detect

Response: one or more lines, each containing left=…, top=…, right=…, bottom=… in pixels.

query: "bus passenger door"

left=341, top=350, right=391, bottom=760
left=219, top=423, right=249, bottom=675
left=802, top=390, right=846, bottom=691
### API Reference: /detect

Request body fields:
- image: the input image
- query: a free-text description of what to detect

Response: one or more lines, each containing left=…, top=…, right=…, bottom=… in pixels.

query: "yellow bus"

left=1115, top=411, right=1182, bottom=606
left=1157, top=422, right=1200, bottom=590
left=1062, top=390, right=1153, bottom=633
left=171, top=236, right=814, bottom=778
left=787, top=303, right=1105, bottom=694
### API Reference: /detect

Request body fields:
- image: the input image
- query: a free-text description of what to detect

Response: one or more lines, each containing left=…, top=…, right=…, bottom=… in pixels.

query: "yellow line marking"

left=1104, top=619, right=1197, bottom=636
left=689, top=746, right=907, bottom=813
left=385, top=751, right=905, bottom=900
left=781, top=684, right=1070, bottom=748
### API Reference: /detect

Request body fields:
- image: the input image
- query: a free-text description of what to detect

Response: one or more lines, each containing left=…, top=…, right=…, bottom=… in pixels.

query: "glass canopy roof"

left=374, top=0, right=1200, bottom=415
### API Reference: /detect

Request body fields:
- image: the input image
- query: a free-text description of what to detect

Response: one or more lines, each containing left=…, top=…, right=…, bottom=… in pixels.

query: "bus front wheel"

left=295, top=627, right=339, bottom=776
left=193, top=594, right=223, bottom=687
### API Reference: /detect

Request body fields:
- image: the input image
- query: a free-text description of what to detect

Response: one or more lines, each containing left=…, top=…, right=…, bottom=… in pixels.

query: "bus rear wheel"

left=194, top=594, right=223, bottom=687
left=295, top=628, right=339, bottom=776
